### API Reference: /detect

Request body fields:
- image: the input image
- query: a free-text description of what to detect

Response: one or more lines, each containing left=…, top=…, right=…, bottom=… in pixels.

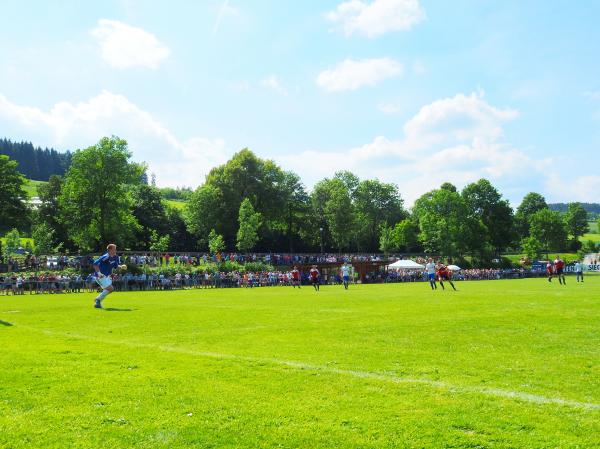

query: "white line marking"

left=14, top=324, right=600, bottom=411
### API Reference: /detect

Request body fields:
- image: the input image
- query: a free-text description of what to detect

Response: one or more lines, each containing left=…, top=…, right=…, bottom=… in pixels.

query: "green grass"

left=503, top=252, right=579, bottom=264
left=23, top=179, right=47, bottom=198
left=164, top=199, right=186, bottom=210
left=582, top=233, right=600, bottom=244
left=0, top=237, right=34, bottom=248
left=1, top=279, right=599, bottom=448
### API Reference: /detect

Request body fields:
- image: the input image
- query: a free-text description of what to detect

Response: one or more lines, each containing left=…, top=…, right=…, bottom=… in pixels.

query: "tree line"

left=0, top=138, right=72, bottom=181
left=0, top=136, right=595, bottom=264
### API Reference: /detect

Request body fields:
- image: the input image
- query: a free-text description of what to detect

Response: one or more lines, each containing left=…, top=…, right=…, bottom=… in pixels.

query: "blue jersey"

left=93, top=253, right=120, bottom=276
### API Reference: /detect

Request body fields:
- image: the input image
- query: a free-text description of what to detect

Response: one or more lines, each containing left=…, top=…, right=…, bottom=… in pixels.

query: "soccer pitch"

left=1, top=279, right=599, bottom=448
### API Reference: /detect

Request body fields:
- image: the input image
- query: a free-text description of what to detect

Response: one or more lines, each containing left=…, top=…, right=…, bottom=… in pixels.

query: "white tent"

left=448, top=264, right=461, bottom=271
left=388, top=259, right=425, bottom=270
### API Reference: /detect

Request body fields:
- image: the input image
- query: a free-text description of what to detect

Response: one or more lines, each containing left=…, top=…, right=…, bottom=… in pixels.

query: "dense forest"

left=0, top=138, right=72, bottom=181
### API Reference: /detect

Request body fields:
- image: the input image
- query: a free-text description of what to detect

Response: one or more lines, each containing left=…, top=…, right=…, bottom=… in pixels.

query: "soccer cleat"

left=94, top=299, right=103, bottom=309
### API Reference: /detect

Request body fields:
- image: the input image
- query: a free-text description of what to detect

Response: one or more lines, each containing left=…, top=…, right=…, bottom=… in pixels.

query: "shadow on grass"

left=0, top=320, right=13, bottom=326
left=104, top=308, right=134, bottom=312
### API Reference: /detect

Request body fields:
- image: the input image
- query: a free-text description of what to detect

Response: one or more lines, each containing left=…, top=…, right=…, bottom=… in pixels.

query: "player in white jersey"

left=425, top=258, right=437, bottom=290
left=574, top=260, right=584, bottom=282
left=340, top=263, right=351, bottom=290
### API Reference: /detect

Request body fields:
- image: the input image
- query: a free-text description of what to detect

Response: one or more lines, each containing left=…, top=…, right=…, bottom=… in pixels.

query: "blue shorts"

left=343, top=275, right=349, bottom=282
left=428, top=273, right=436, bottom=281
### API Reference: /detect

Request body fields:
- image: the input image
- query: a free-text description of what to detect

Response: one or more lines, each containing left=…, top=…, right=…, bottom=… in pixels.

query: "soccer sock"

left=95, top=289, right=110, bottom=302
left=450, top=281, right=456, bottom=290
left=440, top=281, right=445, bottom=290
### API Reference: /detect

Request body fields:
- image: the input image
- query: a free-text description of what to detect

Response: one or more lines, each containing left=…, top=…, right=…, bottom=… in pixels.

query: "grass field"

left=1, top=279, right=599, bottom=448
left=164, top=199, right=186, bottom=210
left=23, top=179, right=47, bottom=198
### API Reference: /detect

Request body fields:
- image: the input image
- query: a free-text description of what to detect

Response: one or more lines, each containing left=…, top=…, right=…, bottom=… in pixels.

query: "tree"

left=37, top=175, right=73, bottom=250
left=515, top=192, right=548, bottom=239
left=529, top=209, right=567, bottom=253
left=165, top=206, right=196, bottom=252
left=391, top=219, right=420, bottom=252
left=462, top=179, right=515, bottom=254
left=208, top=229, right=225, bottom=255
left=354, top=179, right=406, bottom=251
left=32, top=222, right=56, bottom=255
left=203, top=149, right=292, bottom=248
left=58, top=137, right=144, bottom=250
left=379, top=225, right=395, bottom=256
left=0, top=155, right=29, bottom=233
left=185, top=184, right=222, bottom=249
left=4, top=228, right=21, bottom=255
left=278, top=171, right=310, bottom=252
left=236, top=198, right=262, bottom=252
left=521, top=236, right=543, bottom=262
left=323, top=180, right=356, bottom=251
left=149, top=230, right=170, bottom=252
left=564, top=202, right=589, bottom=240
left=131, top=184, right=168, bottom=249
left=334, top=171, right=360, bottom=196
left=412, top=187, right=483, bottom=259
left=440, top=182, right=457, bottom=192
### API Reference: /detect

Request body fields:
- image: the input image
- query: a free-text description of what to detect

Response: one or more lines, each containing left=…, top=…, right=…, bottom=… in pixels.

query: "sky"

left=1, top=0, right=599, bottom=206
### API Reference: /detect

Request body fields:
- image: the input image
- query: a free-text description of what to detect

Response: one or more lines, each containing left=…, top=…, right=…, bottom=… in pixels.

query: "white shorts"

left=96, top=276, right=112, bottom=289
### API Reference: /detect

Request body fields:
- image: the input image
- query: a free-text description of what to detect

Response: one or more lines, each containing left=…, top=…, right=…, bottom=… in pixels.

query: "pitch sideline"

left=10, top=323, right=600, bottom=412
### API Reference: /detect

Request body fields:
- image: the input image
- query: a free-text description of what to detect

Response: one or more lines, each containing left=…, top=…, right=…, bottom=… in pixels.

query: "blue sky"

left=1, top=0, right=599, bottom=205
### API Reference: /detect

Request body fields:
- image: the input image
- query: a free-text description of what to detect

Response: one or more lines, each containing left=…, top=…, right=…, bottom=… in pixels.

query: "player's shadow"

left=104, top=308, right=134, bottom=312
left=0, top=320, right=13, bottom=326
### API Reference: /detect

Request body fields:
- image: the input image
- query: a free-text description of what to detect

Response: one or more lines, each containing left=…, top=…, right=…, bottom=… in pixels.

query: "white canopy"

left=448, top=264, right=462, bottom=271
left=388, top=259, right=425, bottom=270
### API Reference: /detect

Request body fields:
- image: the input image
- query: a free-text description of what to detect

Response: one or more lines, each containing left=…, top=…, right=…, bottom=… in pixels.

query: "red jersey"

left=309, top=268, right=319, bottom=280
left=546, top=263, right=554, bottom=274
left=437, top=266, right=451, bottom=278
left=554, top=259, right=564, bottom=270
left=291, top=269, right=300, bottom=280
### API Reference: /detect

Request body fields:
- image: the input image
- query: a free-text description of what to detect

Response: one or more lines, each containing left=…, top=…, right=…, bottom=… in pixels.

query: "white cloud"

left=0, top=91, right=228, bottom=186
left=402, top=91, right=519, bottom=148
left=317, top=58, right=402, bottom=92
left=261, top=75, right=288, bottom=96
left=326, top=0, right=425, bottom=38
left=544, top=174, right=600, bottom=203
left=275, top=92, right=548, bottom=205
left=91, top=19, right=170, bottom=69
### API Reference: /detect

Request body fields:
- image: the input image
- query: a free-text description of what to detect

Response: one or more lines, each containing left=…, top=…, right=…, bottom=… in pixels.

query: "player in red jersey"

left=291, top=266, right=301, bottom=288
left=554, top=255, right=566, bottom=285
left=546, top=261, right=554, bottom=282
left=437, top=263, right=456, bottom=291
left=309, top=265, right=320, bottom=291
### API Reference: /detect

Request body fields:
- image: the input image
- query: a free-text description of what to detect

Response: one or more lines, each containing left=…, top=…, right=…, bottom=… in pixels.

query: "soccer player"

left=93, top=244, right=126, bottom=309
left=341, top=263, right=351, bottom=290
left=291, top=266, right=301, bottom=288
left=546, top=261, right=554, bottom=282
left=309, top=265, right=320, bottom=291
left=437, top=263, right=456, bottom=291
left=575, top=259, right=584, bottom=282
left=554, top=255, right=566, bottom=285
left=425, top=258, right=437, bottom=290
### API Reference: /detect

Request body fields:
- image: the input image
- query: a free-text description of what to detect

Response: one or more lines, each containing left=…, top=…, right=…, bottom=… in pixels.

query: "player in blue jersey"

left=93, top=243, right=127, bottom=309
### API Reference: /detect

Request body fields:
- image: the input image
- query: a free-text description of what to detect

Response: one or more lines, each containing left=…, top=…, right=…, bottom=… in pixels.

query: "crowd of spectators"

left=0, top=265, right=551, bottom=296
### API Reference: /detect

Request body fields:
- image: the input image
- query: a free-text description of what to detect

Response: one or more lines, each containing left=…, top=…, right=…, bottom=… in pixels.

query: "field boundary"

left=14, top=323, right=600, bottom=412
